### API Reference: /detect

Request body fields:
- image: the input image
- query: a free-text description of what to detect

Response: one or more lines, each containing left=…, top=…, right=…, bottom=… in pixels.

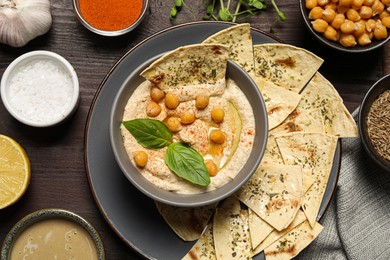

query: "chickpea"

left=346, top=8, right=361, bottom=21
left=351, top=0, right=364, bottom=10
left=209, top=129, right=225, bottom=144
left=150, top=87, right=165, bottom=102
left=318, top=0, right=330, bottom=6
left=337, top=4, right=350, bottom=14
left=363, top=0, right=375, bottom=6
left=371, top=0, right=384, bottom=16
left=331, top=13, right=346, bottom=29
left=339, top=33, right=357, bottom=47
left=205, top=161, right=218, bottom=177
left=323, top=8, right=336, bottom=22
left=211, top=108, right=225, bottom=123
left=146, top=101, right=162, bottom=117
left=324, top=25, right=340, bottom=41
left=166, top=117, right=181, bottom=132
left=382, top=0, right=390, bottom=4
left=353, top=20, right=366, bottom=37
left=133, top=151, right=148, bottom=167
left=382, top=17, right=390, bottom=28
left=306, top=0, right=318, bottom=9
left=311, top=19, right=329, bottom=33
left=309, top=6, right=324, bottom=20
left=379, top=10, right=390, bottom=20
left=357, top=33, right=372, bottom=45
left=181, top=111, right=195, bottom=125
left=374, top=21, right=388, bottom=40
left=195, top=93, right=210, bottom=109
left=325, top=2, right=338, bottom=10
left=165, top=92, right=180, bottom=109
left=340, top=19, right=356, bottom=33
left=359, top=6, right=373, bottom=19
left=365, top=18, right=376, bottom=32
left=339, top=0, right=354, bottom=6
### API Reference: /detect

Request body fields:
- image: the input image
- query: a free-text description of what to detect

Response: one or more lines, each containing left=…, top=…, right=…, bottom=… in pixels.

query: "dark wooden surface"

left=0, top=1, right=389, bottom=259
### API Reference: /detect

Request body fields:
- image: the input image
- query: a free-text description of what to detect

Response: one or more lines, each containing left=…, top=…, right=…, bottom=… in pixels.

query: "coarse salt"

left=8, top=59, right=74, bottom=124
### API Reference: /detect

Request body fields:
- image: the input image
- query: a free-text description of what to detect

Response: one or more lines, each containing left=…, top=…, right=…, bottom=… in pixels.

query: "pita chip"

left=275, top=132, right=338, bottom=227
left=263, top=221, right=323, bottom=260
left=251, top=210, right=307, bottom=256
left=213, top=196, right=251, bottom=260
left=298, top=72, right=358, bottom=137
left=182, top=223, right=216, bottom=260
left=140, top=44, right=229, bottom=101
left=155, top=201, right=217, bottom=241
left=248, top=209, right=274, bottom=249
left=253, top=43, right=323, bottom=93
left=203, top=23, right=255, bottom=75
left=236, top=160, right=303, bottom=231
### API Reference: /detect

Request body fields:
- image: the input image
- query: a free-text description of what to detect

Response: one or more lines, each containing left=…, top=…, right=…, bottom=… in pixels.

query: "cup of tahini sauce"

left=0, top=51, right=79, bottom=127
left=1, top=209, right=105, bottom=260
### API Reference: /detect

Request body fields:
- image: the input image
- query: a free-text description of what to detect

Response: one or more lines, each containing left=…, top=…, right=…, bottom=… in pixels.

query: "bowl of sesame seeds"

left=0, top=51, right=79, bottom=127
left=358, top=74, right=390, bottom=172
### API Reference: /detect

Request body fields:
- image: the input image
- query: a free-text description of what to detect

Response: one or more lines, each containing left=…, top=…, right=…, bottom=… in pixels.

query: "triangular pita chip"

left=251, top=210, right=307, bottom=256
left=202, top=23, right=255, bottom=75
left=257, top=81, right=301, bottom=130
left=253, top=43, right=323, bottom=93
left=275, top=132, right=338, bottom=227
left=263, top=221, right=323, bottom=260
left=236, top=160, right=303, bottom=231
left=140, top=44, right=229, bottom=101
left=248, top=209, right=274, bottom=249
left=213, top=196, right=251, bottom=260
left=155, top=201, right=217, bottom=241
left=182, top=223, right=216, bottom=260
left=298, top=72, right=358, bottom=137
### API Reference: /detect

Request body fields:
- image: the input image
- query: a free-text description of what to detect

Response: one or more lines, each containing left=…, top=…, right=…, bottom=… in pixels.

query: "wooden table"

left=1, top=1, right=389, bottom=259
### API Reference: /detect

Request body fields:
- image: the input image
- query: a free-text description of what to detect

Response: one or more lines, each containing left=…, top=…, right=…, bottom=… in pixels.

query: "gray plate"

left=84, top=21, right=341, bottom=260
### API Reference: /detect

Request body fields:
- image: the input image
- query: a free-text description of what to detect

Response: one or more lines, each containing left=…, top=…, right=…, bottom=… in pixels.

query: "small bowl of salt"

left=1, top=51, right=79, bottom=127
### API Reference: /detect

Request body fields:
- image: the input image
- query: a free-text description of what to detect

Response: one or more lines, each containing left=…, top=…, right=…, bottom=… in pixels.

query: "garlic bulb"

left=0, top=0, right=52, bottom=47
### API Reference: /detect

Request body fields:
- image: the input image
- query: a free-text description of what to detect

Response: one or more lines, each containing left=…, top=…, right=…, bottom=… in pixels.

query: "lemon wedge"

left=0, top=134, right=31, bottom=209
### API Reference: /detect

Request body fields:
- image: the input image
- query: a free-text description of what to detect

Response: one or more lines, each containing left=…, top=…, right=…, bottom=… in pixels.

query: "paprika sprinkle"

left=79, top=0, right=143, bottom=31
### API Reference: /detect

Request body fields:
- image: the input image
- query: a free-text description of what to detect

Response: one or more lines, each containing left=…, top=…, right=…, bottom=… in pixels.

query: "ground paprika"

left=79, top=0, right=143, bottom=31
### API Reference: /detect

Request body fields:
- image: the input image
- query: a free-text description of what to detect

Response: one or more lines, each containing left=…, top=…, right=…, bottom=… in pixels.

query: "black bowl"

left=299, top=0, right=390, bottom=53
left=358, top=74, right=390, bottom=172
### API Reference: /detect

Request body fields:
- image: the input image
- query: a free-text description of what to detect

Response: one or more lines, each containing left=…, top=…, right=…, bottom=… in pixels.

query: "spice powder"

left=79, top=0, right=143, bottom=31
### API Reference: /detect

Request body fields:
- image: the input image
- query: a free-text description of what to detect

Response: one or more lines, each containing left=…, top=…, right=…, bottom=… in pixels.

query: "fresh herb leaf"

left=218, top=7, right=232, bottom=21
left=122, top=119, right=172, bottom=149
left=170, top=6, right=178, bottom=20
left=175, top=0, right=183, bottom=8
left=165, top=142, right=210, bottom=186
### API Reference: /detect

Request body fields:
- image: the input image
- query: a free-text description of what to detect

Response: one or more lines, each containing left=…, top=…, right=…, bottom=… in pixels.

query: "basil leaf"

left=122, top=119, right=172, bottom=149
left=165, top=142, right=210, bottom=187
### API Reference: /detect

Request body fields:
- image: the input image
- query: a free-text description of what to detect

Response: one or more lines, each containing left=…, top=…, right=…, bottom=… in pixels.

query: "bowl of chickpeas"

left=299, top=0, right=390, bottom=52
left=110, top=54, right=268, bottom=207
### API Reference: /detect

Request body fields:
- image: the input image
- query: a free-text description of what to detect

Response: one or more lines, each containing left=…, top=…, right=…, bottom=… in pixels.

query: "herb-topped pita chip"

left=257, top=81, right=302, bottom=130
left=263, top=221, right=323, bottom=260
left=236, top=160, right=303, bottom=231
left=253, top=43, right=323, bottom=93
left=202, top=23, right=254, bottom=75
left=298, top=73, right=358, bottom=137
left=275, top=132, right=338, bottom=227
left=140, top=44, right=229, bottom=101
left=182, top=223, right=216, bottom=260
left=155, top=201, right=217, bottom=241
left=248, top=209, right=274, bottom=249
left=251, top=210, right=307, bottom=256
left=213, top=196, right=251, bottom=260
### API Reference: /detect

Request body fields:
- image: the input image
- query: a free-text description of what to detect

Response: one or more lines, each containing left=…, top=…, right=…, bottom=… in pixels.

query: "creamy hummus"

left=121, top=79, right=255, bottom=194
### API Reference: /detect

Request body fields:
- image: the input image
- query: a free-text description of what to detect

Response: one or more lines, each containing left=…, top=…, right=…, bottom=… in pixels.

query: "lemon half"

left=0, top=134, right=31, bottom=209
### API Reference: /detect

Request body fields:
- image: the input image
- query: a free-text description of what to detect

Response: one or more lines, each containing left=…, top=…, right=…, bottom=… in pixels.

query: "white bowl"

left=1, top=51, right=79, bottom=127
